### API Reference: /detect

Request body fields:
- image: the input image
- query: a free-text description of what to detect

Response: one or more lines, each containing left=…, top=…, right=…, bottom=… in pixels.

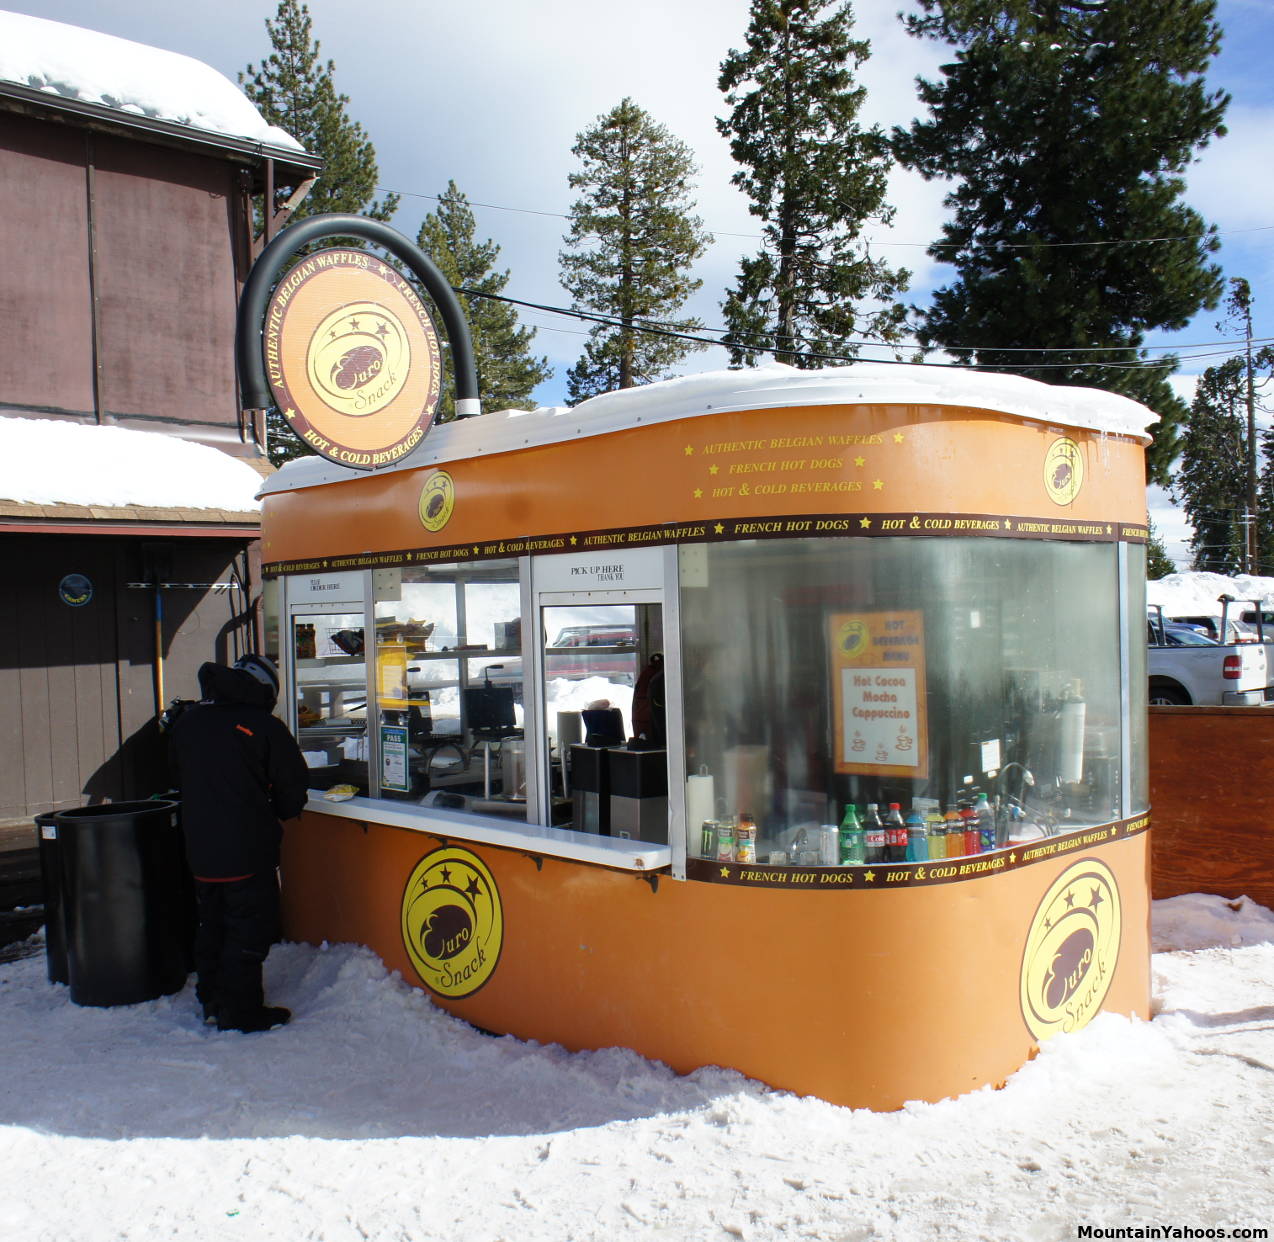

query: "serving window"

left=678, top=536, right=1139, bottom=869
left=371, top=561, right=526, bottom=817
left=279, top=531, right=1143, bottom=878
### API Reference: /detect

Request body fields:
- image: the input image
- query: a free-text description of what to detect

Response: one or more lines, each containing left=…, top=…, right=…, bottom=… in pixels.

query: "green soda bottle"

left=838, top=804, right=866, bottom=865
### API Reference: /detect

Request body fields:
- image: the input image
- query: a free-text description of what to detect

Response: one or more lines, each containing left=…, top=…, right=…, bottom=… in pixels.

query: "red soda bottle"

left=960, top=804, right=980, bottom=855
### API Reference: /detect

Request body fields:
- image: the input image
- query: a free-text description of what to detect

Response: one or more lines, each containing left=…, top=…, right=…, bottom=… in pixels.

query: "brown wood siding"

left=92, top=136, right=242, bottom=430
left=2, top=536, right=120, bottom=817
left=1148, top=705, right=1274, bottom=909
left=1, top=533, right=259, bottom=820
left=0, top=116, right=95, bottom=416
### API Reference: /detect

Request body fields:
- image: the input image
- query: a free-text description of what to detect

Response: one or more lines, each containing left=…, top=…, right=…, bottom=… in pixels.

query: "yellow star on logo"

left=684, top=445, right=695, bottom=456
left=854, top=455, right=866, bottom=467
left=284, top=408, right=297, bottom=421
left=473, top=546, right=480, bottom=555
left=1004, top=519, right=1013, bottom=530
left=893, top=431, right=905, bottom=443
left=1106, top=524, right=1113, bottom=535
left=570, top=535, right=578, bottom=545
left=859, top=517, right=871, bottom=528
left=693, top=488, right=703, bottom=499
left=864, top=870, right=876, bottom=882
left=1009, top=853, right=1018, bottom=864
left=709, top=464, right=719, bottom=476
left=719, top=866, right=730, bottom=878
left=714, top=522, right=725, bottom=534
left=873, top=479, right=884, bottom=490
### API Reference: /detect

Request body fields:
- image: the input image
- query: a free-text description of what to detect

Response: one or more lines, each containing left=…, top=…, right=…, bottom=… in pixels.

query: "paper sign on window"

left=829, top=610, right=928, bottom=778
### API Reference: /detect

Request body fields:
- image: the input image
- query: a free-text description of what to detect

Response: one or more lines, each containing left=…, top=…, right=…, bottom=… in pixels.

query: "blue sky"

left=10, top=0, right=1274, bottom=560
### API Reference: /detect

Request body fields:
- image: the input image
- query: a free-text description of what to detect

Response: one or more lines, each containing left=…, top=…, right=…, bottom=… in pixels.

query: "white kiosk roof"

left=261, top=363, right=1159, bottom=497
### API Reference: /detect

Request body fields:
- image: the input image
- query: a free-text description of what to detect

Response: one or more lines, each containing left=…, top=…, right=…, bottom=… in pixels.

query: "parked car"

left=1150, top=622, right=1220, bottom=648
left=545, top=624, right=638, bottom=684
left=1147, top=613, right=1272, bottom=706
left=1167, top=614, right=1259, bottom=644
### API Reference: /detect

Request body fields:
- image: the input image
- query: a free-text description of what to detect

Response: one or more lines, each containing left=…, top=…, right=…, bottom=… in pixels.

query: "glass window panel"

left=544, top=603, right=665, bottom=838
left=679, top=537, right=1129, bottom=868
left=373, top=561, right=525, bottom=817
left=292, top=611, right=369, bottom=796
left=1125, top=543, right=1149, bottom=814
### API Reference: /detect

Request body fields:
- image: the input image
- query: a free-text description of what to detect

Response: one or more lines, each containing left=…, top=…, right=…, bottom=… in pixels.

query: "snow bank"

left=0, top=895, right=1271, bottom=1239
left=0, top=10, right=301, bottom=151
left=1152, top=892, right=1274, bottom=951
left=0, top=416, right=264, bottom=511
left=1146, top=570, right=1274, bottom=617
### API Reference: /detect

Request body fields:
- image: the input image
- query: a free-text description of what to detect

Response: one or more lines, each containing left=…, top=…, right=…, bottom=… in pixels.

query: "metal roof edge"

left=0, top=82, right=321, bottom=176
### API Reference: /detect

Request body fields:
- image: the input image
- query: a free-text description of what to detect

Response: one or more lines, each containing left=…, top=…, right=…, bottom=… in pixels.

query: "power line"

left=389, top=186, right=1274, bottom=253
left=456, top=285, right=1253, bottom=374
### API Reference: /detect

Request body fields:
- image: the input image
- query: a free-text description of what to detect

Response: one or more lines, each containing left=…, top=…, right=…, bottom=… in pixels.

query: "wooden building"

left=0, top=14, right=320, bottom=826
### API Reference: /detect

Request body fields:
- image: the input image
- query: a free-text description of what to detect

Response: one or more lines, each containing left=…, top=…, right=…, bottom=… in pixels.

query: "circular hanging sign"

left=58, top=573, right=93, bottom=607
left=264, top=248, right=442, bottom=469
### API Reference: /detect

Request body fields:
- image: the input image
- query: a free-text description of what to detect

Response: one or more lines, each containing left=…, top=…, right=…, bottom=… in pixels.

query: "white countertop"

left=303, top=792, right=672, bottom=872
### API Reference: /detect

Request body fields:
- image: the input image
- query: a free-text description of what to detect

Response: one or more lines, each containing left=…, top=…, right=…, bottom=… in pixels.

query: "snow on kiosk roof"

left=264, top=359, right=1155, bottom=1111
left=261, top=361, right=1157, bottom=495
left=0, top=9, right=306, bottom=157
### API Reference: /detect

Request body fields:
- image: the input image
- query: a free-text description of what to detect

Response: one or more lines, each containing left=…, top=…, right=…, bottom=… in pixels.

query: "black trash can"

left=34, top=811, right=68, bottom=986
left=55, top=800, right=193, bottom=1007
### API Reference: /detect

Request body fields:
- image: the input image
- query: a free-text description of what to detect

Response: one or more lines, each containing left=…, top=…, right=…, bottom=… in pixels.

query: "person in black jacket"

left=169, top=654, right=309, bottom=1033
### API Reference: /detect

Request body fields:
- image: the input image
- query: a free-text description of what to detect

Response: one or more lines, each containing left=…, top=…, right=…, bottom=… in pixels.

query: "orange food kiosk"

left=258, top=360, right=1153, bottom=1111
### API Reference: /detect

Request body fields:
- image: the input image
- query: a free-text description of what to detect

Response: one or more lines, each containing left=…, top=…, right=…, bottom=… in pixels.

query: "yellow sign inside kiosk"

left=830, top=610, right=928, bottom=778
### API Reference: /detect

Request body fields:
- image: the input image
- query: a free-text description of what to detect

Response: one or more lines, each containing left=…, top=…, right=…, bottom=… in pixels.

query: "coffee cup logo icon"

left=1044, top=437, right=1084, bottom=507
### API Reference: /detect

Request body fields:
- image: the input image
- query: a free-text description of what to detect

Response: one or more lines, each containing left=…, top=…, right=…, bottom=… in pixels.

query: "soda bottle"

left=943, top=806, right=962, bottom=858
left=905, top=809, right=927, bottom=862
left=735, top=813, right=758, bottom=864
left=838, top=804, right=866, bottom=865
left=885, top=803, right=907, bottom=863
left=926, top=811, right=945, bottom=860
left=864, top=803, right=886, bottom=864
left=960, top=804, right=980, bottom=856
left=974, top=792, right=996, bottom=853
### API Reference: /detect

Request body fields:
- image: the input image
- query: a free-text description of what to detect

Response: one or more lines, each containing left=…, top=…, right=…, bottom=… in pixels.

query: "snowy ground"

left=1, top=894, right=1272, bottom=1242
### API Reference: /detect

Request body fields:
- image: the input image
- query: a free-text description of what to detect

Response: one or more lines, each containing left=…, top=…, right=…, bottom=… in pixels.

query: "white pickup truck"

left=1148, top=604, right=1273, bottom=706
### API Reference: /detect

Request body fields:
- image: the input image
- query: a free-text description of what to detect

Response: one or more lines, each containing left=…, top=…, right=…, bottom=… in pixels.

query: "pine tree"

left=559, top=98, right=710, bottom=403
left=242, top=0, right=400, bottom=462
left=1145, top=524, right=1177, bottom=580
left=241, top=0, right=398, bottom=223
left=894, top=0, right=1229, bottom=485
left=1176, top=357, right=1259, bottom=574
left=416, top=182, right=551, bottom=419
left=717, top=0, right=909, bottom=366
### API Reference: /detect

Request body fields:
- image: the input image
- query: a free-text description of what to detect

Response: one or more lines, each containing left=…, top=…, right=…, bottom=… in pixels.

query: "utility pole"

left=1221, top=279, right=1258, bottom=573
left=1243, top=294, right=1258, bottom=574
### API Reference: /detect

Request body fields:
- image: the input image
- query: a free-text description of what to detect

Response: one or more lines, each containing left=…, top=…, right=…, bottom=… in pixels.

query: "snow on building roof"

left=0, top=416, right=264, bottom=513
left=262, top=361, right=1160, bottom=496
left=0, top=9, right=302, bottom=152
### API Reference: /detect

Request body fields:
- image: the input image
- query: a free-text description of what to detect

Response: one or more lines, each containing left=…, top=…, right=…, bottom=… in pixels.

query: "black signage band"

left=686, top=813, right=1150, bottom=890
left=264, top=512, right=1148, bottom=576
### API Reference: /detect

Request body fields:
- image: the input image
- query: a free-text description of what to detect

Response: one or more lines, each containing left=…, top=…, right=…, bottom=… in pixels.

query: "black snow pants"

left=193, top=871, right=281, bottom=1023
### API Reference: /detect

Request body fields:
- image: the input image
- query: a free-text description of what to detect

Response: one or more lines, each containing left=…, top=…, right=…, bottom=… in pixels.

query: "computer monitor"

left=464, top=685, right=517, bottom=735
